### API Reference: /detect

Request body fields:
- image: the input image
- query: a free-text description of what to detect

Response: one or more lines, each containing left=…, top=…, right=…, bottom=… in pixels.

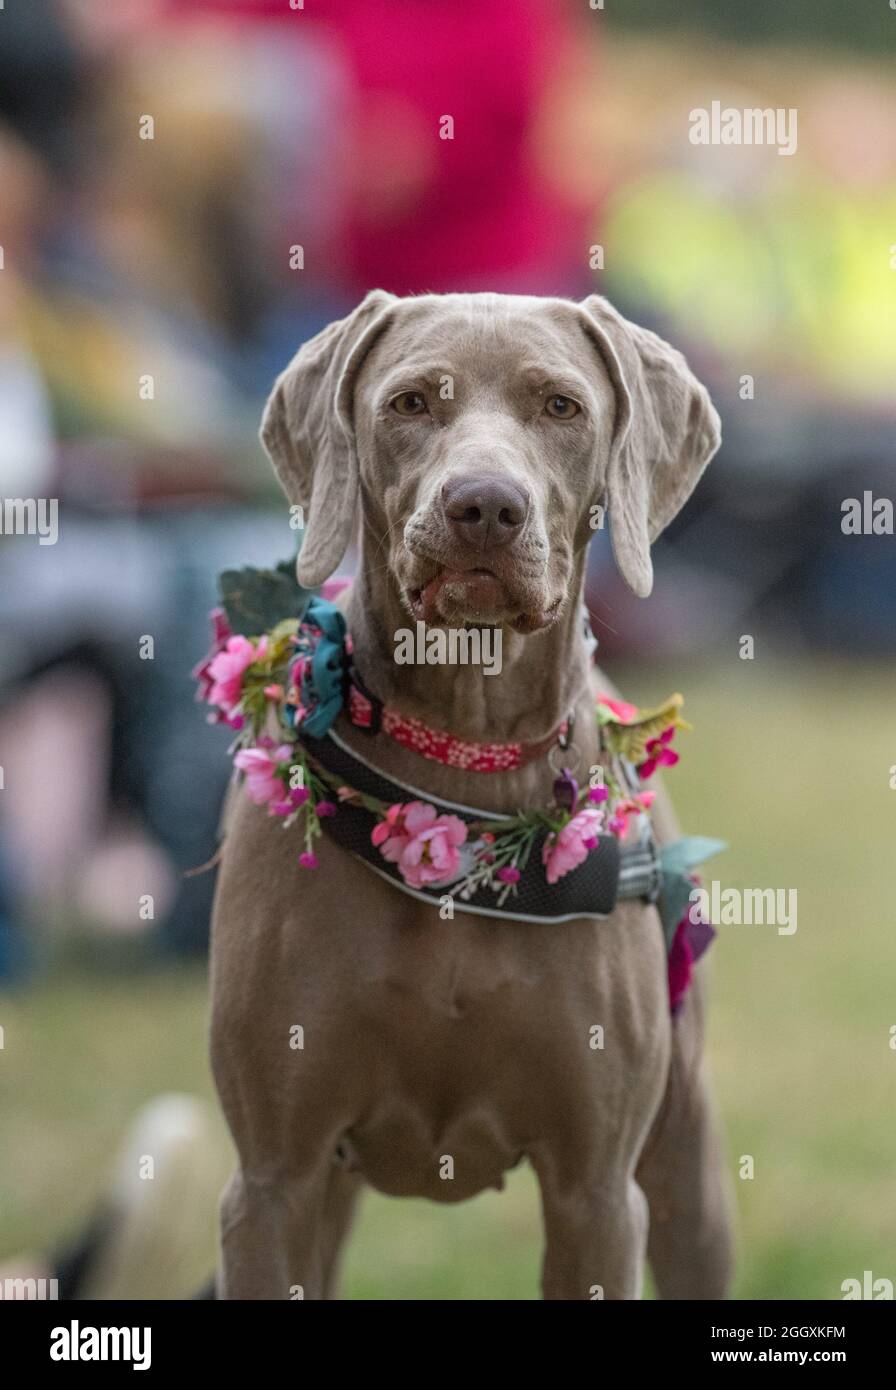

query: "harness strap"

left=301, top=728, right=661, bottom=924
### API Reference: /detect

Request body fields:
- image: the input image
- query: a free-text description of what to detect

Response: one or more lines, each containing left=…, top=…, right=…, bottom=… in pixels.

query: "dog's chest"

left=367, top=905, right=538, bottom=1017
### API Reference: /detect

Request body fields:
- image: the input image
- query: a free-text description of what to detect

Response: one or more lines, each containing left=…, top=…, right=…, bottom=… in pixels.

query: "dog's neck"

left=344, top=540, right=592, bottom=745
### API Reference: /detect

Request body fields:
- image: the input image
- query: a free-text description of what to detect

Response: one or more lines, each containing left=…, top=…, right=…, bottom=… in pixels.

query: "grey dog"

left=210, top=291, right=732, bottom=1300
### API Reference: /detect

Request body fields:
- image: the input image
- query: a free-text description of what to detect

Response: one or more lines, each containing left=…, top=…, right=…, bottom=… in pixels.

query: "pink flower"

left=497, top=865, right=520, bottom=884
left=597, top=695, right=638, bottom=724
left=587, top=784, right=609, bottom=804
left=371, top=802, right=412, bottom=858
left=541, top=808, right=604, bottom=884
left=638, top=726, right=679, bottom=779
left=270, top=785, right=309, bottom=817
left=299, top=851, right=318, bottom=870
left=193, top=608, right=233, bottom=701
left=372, top=801, right=467, bottom=888
left=315, top=800, right=336, bottom=818
left=234, top=743, right=291, bottom=810
left=608, top=790, right=656, bottom=840
left=400, top=809, right=468, bottom=888
left=206, top=635, right=267, bottom=715
left=290, top=655, right=311, bottom=686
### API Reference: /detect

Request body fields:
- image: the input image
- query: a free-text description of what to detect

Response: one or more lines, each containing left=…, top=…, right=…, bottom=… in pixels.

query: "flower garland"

left=194, top=606, right=688, bottom=902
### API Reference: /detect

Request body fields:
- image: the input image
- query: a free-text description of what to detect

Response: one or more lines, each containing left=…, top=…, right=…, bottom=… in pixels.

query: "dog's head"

left=261, top=291, right=720, bottom=628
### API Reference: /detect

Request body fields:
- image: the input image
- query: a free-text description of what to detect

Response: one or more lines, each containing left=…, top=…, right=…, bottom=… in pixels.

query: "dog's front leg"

left=217, top=1164, right=336, bottom=1301
left=636, top=970, right=734, bottom=1299
left=533, top=1161, right=649, bottom=1301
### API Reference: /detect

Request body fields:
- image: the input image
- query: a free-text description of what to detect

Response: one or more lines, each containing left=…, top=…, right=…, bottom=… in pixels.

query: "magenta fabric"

left=165, top=0, right=591, bottom=295
left=669, top=913, right=717, bottom=1015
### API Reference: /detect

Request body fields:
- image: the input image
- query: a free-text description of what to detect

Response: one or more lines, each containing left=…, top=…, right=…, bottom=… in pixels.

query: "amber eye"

left=545, top=394, right=580, bottom=419
left=392, top=391, right=428, bottom=417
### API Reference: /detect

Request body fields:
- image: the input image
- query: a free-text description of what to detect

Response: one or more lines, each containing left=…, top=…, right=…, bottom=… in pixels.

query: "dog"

left=209, top=290, right=733, bottom=1300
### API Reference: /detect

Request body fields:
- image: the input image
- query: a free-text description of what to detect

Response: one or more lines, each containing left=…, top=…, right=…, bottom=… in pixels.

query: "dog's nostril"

left=442, top=475, right=529, bottom=549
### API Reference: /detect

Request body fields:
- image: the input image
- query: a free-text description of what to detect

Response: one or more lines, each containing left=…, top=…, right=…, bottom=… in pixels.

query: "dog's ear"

left=260, top=289, right=397, bottom=588
left=577, top=294, right=721, bottom=597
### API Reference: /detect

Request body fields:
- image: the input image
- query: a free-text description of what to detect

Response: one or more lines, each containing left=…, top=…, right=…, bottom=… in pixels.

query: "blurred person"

left=0, top=1, right=302, bottom=966
left=588, top=54, right=896, bottom=657
left=0, top=1093, right=230, bottom=1300
left=164, top=0, right=599, bottom=299
left=323, top=0, right=597, bottom=297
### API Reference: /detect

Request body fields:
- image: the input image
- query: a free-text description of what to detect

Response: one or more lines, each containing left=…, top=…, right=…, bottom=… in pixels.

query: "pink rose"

left=234, top=743, right=292, bottom=809
left=207, top=635, right=267, bottom=715
left=372, top=801, right=467, bottom=888
left=541, top=807, right=604, bottom=885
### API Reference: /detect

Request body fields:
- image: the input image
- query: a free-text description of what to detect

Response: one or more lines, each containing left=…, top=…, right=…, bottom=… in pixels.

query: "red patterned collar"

left=346, top=671, right=571, bottom=774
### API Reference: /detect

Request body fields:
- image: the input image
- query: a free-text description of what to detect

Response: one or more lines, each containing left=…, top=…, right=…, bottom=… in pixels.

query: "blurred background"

left=0, top=0, right=894, bottom=1299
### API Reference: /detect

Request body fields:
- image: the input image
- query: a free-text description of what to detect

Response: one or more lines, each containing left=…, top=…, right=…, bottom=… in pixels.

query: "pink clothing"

left=165, top=0, right=591, bottom=294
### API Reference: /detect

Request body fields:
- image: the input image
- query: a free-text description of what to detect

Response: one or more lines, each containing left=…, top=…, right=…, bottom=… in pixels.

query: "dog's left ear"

left=260, top=289, right=397, bottom=588
left=577, top=294, right=721, bottom=597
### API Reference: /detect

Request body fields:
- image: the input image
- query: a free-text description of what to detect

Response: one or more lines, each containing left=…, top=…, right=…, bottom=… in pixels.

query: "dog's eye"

left=392, top=391, right=428, bottom=417
left=544, top=394, right=580, bottom=419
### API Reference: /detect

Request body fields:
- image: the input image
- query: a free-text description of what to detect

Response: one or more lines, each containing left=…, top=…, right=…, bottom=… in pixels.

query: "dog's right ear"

left=260, top=289, right=397, bottom=588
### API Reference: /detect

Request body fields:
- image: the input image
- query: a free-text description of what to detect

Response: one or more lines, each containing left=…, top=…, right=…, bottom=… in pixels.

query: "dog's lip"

left=407, top=565, right=496, bottom=604
left=409, top=564, right=495, bottom=589
left=406, top=566, right=561, bottom=631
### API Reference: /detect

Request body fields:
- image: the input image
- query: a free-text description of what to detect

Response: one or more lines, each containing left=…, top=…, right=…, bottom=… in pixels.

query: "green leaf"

left=219, top=560, right=312, bottom=637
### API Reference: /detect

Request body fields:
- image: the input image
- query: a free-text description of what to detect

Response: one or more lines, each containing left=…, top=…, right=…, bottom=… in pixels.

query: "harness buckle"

left=556, top=709, right=576, bottom=750
left=642, top=822, right=663, bottom=904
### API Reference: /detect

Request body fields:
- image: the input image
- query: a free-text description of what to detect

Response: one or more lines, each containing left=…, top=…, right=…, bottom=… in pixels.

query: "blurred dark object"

left=613, top=0, right=894, bottom=53
left=587, top=376, right=896, bottom=661
left=0, top=0, right=86, bottom=173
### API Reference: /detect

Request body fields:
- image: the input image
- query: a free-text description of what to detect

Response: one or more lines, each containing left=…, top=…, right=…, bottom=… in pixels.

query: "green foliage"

left=219, top=560, right=311, bottom=638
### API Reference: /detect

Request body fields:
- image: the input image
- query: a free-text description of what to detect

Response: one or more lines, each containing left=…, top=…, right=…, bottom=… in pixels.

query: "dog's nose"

left=442, top=475, right=529, bottom=550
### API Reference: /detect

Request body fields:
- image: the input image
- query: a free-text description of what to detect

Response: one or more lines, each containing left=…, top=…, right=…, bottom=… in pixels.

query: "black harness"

left=302, top=727, right=662, bottom=923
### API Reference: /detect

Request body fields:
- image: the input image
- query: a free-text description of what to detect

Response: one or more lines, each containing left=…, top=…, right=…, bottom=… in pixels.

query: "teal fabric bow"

left=295, top=596, right=348, bottom=738
left=657, top=836, right=727, bottom=946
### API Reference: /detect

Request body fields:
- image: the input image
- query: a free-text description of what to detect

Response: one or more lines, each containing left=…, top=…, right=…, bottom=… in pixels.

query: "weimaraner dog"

left=210, top=291, right=732, bottom=1299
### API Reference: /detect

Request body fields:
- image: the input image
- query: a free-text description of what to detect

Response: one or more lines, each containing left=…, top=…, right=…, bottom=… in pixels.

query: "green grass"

left=1, top=656, right=893, bottom=1298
